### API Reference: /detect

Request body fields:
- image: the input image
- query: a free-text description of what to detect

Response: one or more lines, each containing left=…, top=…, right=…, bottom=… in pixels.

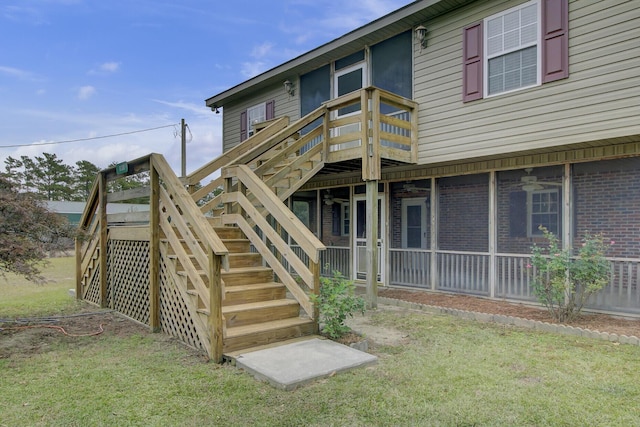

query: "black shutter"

left=240, top=110, right=247, bottom=142
left=509, top=191, right=527, bottom=237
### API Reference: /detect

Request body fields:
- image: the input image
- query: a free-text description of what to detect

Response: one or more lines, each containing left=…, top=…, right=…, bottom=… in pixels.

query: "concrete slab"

left=234, top=338, right=378, bottom=390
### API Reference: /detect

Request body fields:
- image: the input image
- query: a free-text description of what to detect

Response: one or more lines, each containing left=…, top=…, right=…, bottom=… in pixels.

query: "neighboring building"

left=204, top=0, right=640, bottom=315
left=47, top=201, right=150, bottom=226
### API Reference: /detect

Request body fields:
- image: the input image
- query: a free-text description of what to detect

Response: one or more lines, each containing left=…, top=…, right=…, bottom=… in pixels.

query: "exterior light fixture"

left=283, top=80, right=295, bottom=97
left=415, top=25, right=428, bottom=50
left=211, top=105, right=220, bottom=114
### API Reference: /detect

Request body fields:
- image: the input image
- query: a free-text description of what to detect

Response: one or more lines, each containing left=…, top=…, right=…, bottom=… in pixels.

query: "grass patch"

left=1, top=258, right=640, bottom=425
left=0, top=257, right=81, bottom=319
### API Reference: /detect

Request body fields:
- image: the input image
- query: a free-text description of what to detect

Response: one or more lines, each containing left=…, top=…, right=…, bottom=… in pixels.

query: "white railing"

left=320, top=246, right=351, bottom=277
left=587, top=257, right=640, bottom=314
left=496, top=254, right=536, bottom=302
left=437, top=251, right=490, bottom=295
left=389, top=248, right=430, bottom=288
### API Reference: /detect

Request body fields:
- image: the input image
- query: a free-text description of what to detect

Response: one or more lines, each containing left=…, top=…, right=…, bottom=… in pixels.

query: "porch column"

left=488, top=171, right=497, bottom=298
left=366, top=180, right=378, bottom=309
left=430, top=177, right=438, bottom=291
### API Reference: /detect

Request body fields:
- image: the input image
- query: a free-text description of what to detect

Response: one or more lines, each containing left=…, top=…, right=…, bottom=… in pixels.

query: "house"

left=77, top=0, right=640, bottom=361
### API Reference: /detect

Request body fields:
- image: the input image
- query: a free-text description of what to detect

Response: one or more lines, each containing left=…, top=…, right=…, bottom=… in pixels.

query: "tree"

left=25, top=153, right=74, bottom=200
left=72, top=160, right=100, bottom=201
left=0, top=175, right=73, bottom=282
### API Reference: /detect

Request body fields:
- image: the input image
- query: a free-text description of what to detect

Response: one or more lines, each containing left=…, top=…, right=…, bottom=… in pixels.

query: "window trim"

left=483, top=0, right=542, bottom=98
left=340, top=201, right=350, bottom=236
left=527, top=188, right=559, bottom=237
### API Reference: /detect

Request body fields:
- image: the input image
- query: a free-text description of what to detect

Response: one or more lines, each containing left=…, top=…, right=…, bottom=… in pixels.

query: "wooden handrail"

left=186, top=116, right=290, bottom=188
left=224, top=164, right=325, bottom=262
left=150, top=154, right=229, bottom=262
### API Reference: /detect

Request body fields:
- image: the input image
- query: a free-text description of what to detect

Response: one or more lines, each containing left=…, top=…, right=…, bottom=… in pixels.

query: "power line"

left=0, top=123, right=180, bottom=148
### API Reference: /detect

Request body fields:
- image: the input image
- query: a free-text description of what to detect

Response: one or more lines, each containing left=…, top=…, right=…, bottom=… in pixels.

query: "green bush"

left=310, top=270, right=366, bottom=339
left=530, top=227, right=611, bottom=322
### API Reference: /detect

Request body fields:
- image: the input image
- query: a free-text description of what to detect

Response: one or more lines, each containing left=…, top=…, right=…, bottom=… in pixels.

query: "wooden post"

left=75, top=238, right=82, bottom=300
left=310, top=260, right=320, bottom=334
left=366, top=179, right=378, bottom=309
left=209, top=248, right=223, bottom=363
left=98, top=173, right=108, bottom=308
left=149, top=160, right=160, bottom=332
left=488, top=171, right=497, bottom=298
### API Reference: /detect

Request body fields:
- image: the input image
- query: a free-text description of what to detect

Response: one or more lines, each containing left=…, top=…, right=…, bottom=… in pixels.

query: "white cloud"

left=0, top=65, right=42, bottom=81
left=152, top=99, right=212, bottom=119
left=251, top=42, right=274, bottom=59
left=77, top=85, right=96, bottom=100
left=100, top=62, right=120, bottom=73
left=240, top=61, right=269, bottom=78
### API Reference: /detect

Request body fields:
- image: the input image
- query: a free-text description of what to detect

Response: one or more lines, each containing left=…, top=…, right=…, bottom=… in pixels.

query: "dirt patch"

left=340, top=305, right=411, bottom=348
left=0, top=311, right=151, bottom=359
left=379, top=288, right=640, bottom=338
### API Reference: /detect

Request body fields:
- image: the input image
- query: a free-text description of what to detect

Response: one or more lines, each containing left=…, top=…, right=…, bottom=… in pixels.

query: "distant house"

left=47, top=201, right=150, bottom=226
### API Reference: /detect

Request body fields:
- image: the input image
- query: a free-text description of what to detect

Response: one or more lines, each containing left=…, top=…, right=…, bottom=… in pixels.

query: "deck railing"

left=76, top=153, right=229, bottom=361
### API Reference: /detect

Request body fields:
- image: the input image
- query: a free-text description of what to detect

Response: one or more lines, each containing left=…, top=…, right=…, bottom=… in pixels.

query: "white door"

left=331, top=62, right=367, bottom=152
left=353, top=195, right=385, bottom=282
left=401, top=198, right=428, bottom=249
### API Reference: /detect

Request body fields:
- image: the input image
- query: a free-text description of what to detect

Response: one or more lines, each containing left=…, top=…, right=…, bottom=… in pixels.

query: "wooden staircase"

left=215, top=225, right=316, bottom=354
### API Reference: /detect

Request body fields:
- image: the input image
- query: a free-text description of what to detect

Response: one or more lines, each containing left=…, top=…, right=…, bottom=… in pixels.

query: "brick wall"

left=573, top=158, right=640, bottom=258
left=438, top=174, right=489, bottom=252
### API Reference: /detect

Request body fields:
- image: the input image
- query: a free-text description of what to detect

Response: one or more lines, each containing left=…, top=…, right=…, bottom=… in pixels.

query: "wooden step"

left=223, top=317, right=316, bottom=353
left=223, top=282, right=287, bottom=305
left=222, top=266, right=274, bottom=286
left=220, top=239, right=251, bottom=253
left=213, top=226, right=245, bottom=239
left=223, top=299, right=300, bottom=328
left=228, top=253, right=262, bottom=268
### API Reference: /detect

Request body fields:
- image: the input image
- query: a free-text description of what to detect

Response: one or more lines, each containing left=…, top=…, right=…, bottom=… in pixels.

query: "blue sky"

left=0, top=0, right=413, bottom=174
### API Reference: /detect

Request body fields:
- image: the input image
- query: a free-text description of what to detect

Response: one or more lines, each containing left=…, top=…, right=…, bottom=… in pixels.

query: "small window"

left=341, top=202, right=350, bottom=236
left=528, top=189, right=559, bottom=236
left=485, top=0, right=540, bottom=96
left=246, top=103, right=266, bottom=138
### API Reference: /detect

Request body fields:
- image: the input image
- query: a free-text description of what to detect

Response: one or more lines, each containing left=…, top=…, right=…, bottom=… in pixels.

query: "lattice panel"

left=107, top=240, right=150, bottom=325
left=159, top=257, right=204, bottom=350
left=84, top=261, right=101, bottom=305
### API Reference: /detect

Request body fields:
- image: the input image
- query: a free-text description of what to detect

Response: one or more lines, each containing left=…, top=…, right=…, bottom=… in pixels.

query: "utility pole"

left=181, top=118, right=186, bottom=178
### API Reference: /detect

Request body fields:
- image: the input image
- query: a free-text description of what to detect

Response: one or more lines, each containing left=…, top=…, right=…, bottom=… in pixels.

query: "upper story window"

left=246, top=103, right=266, bottom=138
left=240, top=100, right=274, bottom=142
left=463, top=0, right=569, bottom=102
left=485, top=1, right=539, bottom=96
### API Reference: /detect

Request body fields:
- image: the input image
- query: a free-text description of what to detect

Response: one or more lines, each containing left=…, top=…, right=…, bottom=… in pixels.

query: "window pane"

left=371, top=31, right=412, bottom=101
left=488, top=46, right=537, bottom=95
left=335, top=50, right=365, bottom=71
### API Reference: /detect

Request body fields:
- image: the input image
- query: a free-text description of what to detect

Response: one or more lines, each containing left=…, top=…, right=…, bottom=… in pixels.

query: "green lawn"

left=2, top=257, right=640, bottom=426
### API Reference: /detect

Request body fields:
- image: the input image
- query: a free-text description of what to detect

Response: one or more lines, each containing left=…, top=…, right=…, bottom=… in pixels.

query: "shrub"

left=310, top=270, right=366, bottom=339
left=530, top=227, right=611, bottom=322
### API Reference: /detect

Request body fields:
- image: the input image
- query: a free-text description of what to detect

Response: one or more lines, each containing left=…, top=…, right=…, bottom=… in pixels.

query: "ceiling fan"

left=521, top=168, right=562, bottom=192
left=323, top=190, right=348, bottom=205
left=402, top=182, right=429, bottom=193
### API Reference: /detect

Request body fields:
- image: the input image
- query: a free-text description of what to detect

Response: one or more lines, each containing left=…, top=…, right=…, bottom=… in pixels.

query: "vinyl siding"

left=222, top=82, right=300, bottom=152
left=414, top=0, right=640, bottom=165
